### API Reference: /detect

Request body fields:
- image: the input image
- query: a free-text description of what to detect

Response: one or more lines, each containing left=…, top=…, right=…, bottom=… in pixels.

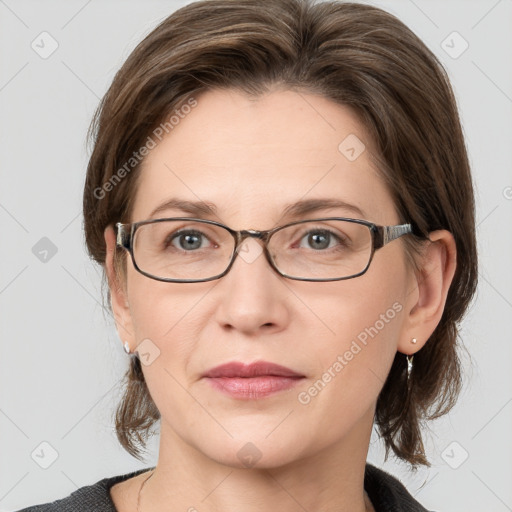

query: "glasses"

left=115, top=217, right=412, bottom=283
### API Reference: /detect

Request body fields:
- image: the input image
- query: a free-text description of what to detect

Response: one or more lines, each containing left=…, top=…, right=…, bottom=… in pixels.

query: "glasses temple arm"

left=116, top=223, right=131, bottom=249
left=374, top=223, right=412, bottom=249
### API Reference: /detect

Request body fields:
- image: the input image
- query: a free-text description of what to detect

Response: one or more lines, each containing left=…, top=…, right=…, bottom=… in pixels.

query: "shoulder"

left=15, top=468, right=153, bottom=512
left=364, top=463, right=436, bottom=512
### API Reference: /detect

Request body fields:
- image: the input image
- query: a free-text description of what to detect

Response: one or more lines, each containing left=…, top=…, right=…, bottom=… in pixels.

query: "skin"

left=105, top=88, right=456, bottom=512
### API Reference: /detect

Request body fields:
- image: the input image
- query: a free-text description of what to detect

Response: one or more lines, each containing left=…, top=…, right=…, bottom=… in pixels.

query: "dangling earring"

left=407, top=337, right=417, bottom=378
left=406, top=354, right=414, bottom=378
left=123, top=341, right=131, bottom=354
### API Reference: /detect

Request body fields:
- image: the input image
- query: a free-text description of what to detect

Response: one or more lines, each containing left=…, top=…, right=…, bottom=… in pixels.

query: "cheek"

left=125, top=277, right=206, bottom=415
left=297, top=256, right=408, bottom=406
left=126, top=274, right=204, bottom=360
left=324, top=294, right=403, bottom=391
left=310, top=291, right=402, bottom=383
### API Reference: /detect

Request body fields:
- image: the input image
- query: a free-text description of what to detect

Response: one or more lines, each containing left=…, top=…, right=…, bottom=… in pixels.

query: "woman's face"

left=110, top=88, right=417, bottom=468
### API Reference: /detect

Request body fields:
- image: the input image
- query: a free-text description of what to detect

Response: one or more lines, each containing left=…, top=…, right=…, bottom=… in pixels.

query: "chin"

left=195, top=433, right=309, bottom=470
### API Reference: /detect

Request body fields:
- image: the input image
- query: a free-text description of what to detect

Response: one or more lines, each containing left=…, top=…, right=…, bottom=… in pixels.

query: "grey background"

left=1, top=0, right=511, bottom=510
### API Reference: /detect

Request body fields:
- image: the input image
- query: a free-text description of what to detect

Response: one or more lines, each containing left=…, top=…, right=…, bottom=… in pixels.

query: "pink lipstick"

left=202, top=361, right=305, bottom=399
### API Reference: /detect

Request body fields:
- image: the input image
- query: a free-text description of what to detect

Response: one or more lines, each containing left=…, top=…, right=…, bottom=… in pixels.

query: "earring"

left=123, top=341, right=131, bottom=354
left=411, top=338, right=417, bottom=344
left=406, top=354, right=414, bottom=378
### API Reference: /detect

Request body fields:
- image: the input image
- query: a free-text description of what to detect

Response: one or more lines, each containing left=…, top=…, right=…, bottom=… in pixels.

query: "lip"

left=202, top=361, right=304, bottom=378
left=202, top=361, right=305, bottom=399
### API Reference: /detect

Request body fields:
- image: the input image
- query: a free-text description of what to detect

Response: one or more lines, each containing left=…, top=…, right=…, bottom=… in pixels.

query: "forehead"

left=131, top=88, right=396, bottom=227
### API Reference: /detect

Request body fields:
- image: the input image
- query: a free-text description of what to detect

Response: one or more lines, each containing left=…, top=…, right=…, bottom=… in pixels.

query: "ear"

left=397, top=229, right=457, bottom=355
left=104, top=225, right=136, bottom=350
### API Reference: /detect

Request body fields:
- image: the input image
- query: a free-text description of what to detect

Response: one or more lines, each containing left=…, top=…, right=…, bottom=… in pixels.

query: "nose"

left=213, top=236, right=290, bottom=334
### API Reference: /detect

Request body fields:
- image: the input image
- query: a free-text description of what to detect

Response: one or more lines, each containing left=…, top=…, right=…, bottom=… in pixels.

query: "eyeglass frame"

left=115, top=216, right=413, bottom=283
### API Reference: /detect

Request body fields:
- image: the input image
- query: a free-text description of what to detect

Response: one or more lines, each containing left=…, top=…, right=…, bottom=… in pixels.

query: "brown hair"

left=83, top=0, right=477, bottom=466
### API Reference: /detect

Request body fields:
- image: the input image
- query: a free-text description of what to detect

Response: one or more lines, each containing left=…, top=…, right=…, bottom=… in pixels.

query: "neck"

left=140, top=409, right=375, bottom=512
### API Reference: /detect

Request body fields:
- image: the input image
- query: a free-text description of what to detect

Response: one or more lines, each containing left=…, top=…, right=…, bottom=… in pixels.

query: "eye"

left=165, top=229, right=213, bottom=251
left=297, top=228, right=348, bottom=251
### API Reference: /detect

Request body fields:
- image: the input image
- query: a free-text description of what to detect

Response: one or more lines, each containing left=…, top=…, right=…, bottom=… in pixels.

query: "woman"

left=19, top=0, right=477, bottom=510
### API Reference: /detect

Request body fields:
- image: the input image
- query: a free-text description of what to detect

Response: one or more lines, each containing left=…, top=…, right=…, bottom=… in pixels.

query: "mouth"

left=202, top=361, right=305, bottom=399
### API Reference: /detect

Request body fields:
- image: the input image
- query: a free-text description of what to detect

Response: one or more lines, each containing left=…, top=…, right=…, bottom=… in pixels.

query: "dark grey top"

left=16, top=463, right=433, bottom=511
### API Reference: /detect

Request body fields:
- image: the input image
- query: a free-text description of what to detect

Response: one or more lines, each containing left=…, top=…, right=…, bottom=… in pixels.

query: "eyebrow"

left=148, top=197, right=367, bottom=221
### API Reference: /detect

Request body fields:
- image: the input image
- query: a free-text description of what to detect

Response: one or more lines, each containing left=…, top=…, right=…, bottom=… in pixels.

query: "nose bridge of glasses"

left=230, top=229, right=276, bottom=267
left=235, top=229, right=272, bottom=247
